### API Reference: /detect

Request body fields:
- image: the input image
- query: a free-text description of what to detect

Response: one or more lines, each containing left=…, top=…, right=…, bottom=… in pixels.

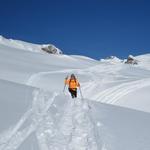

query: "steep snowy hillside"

left=0, top=37, right=150, bottom=150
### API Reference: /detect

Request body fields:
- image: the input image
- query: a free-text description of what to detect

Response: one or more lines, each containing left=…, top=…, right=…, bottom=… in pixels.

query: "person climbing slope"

left=64, top=74, right=80, bottom=98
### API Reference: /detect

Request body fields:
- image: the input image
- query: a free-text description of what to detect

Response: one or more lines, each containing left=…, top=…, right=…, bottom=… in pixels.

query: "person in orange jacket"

left=64, top=74, right=80, bottom=98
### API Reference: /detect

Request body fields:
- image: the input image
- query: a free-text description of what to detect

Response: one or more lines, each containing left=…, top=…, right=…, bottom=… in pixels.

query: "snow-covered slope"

left=0, top=36, right=150, bottom=150
left=0, top=35, right=62, bottom=54
left=135, top=53, right=150, bottom=70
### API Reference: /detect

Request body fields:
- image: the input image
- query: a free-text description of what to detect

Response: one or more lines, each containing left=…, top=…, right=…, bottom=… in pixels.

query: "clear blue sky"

left=0, top=0, right=150, bottom=59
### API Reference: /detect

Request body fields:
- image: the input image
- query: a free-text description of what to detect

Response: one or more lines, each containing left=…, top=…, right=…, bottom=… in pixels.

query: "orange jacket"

left=65, top=78, right=80, bottom=89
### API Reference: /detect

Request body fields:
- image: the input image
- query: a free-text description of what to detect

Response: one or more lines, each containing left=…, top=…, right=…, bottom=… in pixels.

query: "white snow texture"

left=0, top=36, right=150, bottom=150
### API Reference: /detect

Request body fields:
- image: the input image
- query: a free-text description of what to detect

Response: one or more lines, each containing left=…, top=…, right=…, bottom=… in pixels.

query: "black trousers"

left=68, top=88, right=77, bottom=98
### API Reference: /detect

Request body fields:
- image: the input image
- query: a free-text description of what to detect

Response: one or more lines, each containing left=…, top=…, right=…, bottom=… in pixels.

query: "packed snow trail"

left=0, top=89, right=100, bottom=150
left=59, top=98, right=99, bottom=150
left=91, top=78, right=150, bottom=104
left=0, top=89, right=58, bottom=150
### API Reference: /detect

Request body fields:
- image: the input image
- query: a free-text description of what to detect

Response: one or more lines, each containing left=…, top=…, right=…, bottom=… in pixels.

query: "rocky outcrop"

left=125, top=55, right=138, bottom=64
left=41, top=44, right=62, bottom=55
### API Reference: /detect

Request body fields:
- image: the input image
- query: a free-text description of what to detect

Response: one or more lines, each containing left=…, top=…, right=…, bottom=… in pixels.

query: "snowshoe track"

left=0, top=90, right=99, bottom=150
left=0, top=89, right=58, bottom=150
left=59, top=99, right=99, bottom=150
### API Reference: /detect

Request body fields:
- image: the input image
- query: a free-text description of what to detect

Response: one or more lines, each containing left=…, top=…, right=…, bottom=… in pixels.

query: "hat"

left=71, top=74, right=75, bottom=78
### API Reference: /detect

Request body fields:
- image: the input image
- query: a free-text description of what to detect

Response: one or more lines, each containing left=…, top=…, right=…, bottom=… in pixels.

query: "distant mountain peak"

left=100, top=55, right=122, bottom=64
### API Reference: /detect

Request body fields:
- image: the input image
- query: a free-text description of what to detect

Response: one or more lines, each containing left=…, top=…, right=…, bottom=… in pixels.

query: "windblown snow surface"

left=0, top=36, right=150, bottom=150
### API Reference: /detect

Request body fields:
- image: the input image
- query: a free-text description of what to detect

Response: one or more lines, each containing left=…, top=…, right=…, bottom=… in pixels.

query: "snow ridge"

left=0, top=35, right=62, bottom=54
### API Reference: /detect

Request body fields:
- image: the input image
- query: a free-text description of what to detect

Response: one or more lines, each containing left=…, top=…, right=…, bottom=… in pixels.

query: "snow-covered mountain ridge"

left=0, top=36, right=150, bottom=150
left=0, top=35, right=62, bottom=54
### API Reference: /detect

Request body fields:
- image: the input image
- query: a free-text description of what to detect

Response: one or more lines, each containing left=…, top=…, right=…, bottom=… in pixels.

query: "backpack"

left=69, top=79, right=77, bottom=87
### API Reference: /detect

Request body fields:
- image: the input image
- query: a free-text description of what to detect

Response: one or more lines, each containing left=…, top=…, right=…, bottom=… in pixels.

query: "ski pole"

left=63, top=75, right=68, bottom=93
left=63, top=84, right=66, bottom=93
left=79, top=86, right=84, bottom=100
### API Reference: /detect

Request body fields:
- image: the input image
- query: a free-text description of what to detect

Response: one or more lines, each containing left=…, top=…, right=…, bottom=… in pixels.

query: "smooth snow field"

left=0, top=37, right=150, bottom=150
